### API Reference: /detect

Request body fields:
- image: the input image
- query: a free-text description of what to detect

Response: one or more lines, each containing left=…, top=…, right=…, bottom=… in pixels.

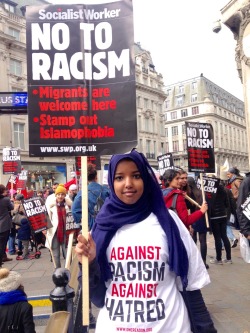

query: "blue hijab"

left=92, top=150, right=189, bottom=288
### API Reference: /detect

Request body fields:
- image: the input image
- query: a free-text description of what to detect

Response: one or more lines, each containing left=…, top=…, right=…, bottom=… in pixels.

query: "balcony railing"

left=146, top=153, right=155, bottom=159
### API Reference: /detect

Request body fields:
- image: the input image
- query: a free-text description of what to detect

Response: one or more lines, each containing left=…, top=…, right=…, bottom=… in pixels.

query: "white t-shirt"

left=95, top=211, right=210, bottom=333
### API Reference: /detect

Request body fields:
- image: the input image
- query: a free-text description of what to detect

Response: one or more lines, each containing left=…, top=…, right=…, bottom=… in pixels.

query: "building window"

left=139, top=139, right=143, bottom=151
left=182, top=124, right=186, bottom=134
left=179, top=85, right=184, bottom=93
left=172, top=126, right=178, bottom=136
left=165, top=100, right=170, bottom=109
left=172, top=140, right=179, bottom=152
left=183, top=139, right=187, bottom=151
left=137, top=96, right=141, bottom=108
left=191, top=94, right=197, bottom=102
left=165, top=128, right=168, bottom=137
left=145, top=117, right=150, bottom=131
left=4, top=3, right=15, bottom=13
left=151, top=118, right=155, bottom=133
left=144, top=98, right=148, bottom=109
left=146, top=140, right=151, bottom=154
left=8, top=27, right=20, bottom=41
left=166, top=142, right=169, bottom=152
left=160, top=122, right=164, bottom=136
left=10, top=59, right=22, bottom=76
left=192, top=106, right=199, bottom=115
left=176, top=96, right=183, bottom=106
left=14, top=123, right=25, bottom=149
left=160, top=142, right=164, bottom=154
left=164, top=113, right=167, bottom=121
left=171, top=111, right=177, bottom=120
left=191, top=81, right=197, bottom=90
left=181, top=109, right=188, bottom=117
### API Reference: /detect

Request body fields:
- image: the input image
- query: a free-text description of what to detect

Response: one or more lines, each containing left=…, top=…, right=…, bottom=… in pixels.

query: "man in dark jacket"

left=237, top=172, right=250, bottom=239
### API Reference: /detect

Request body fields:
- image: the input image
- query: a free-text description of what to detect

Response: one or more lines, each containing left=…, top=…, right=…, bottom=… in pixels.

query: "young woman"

left=187, top=177, right=209, bottom=269
left=45, top=184, right=72, bottom=268
left=162, top=169, right=208, bottom=229
left=75, top=150, right=216, bottom=333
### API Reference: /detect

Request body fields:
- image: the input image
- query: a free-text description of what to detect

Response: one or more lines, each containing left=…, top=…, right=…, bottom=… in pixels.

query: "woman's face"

left=56, top=193, right=66, bottom=203
left=169, top=173, right=181, bottom=189
left=179, top=173, right=188, bottom=188
left=114, top=160, right=144, bottom=204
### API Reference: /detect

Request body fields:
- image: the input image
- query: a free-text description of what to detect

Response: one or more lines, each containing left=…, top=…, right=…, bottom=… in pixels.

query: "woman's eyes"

left=114, top=174, right=141, bottom=181
left=114, top=176, right=123, bottom=181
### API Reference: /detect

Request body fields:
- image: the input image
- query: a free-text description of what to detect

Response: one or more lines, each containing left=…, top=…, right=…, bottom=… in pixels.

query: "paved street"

left=3, top=230, right=250, bottom=333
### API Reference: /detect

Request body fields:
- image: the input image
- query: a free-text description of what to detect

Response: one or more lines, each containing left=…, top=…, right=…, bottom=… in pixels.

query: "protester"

left=208, top=177, right=232, bottom=264
left=224, top=185, right=238, bottom=248
left=75, top=150, right=217, bottom=333
left=44, top=184, right=72, bottom=268
left=162, top=169, right=208, bottom=229
left=187, top=177, right=209, bottom=269
left=72, top=164, right=109, bottom=230
left=0, top=185, right=14, bottom=267
left=45, top=182, right=59, bottom=209
left=16, top=212, right=32, bottom=260
left=227, top=167, right=243, bottom=200
left=68, top=184, right=78, bottom=202
left=8, top=192, right=18, bottom=255
left=237, top=171, right=250, bottom=238
left=0, top=268, right=36, bottom=332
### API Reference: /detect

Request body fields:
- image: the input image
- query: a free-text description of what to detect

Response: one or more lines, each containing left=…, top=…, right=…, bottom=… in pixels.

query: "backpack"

left=89, top=189, right=104, bottom=218
left=169, top=193, right=178, bottom=214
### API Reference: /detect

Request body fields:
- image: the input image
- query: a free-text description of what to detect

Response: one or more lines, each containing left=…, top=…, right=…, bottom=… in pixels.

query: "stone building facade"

left=163, top=74, right=248, bottom=173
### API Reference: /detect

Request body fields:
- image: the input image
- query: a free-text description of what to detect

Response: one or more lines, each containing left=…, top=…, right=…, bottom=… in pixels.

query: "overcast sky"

left=47, top=0, right=243, bottom=100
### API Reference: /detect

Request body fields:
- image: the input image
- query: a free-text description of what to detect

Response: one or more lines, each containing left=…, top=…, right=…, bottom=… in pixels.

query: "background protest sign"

left=185, top=122, right=215, bottom=173
left=197, top=176, right=219, bottom=203
left=22, top=197, right=50, bottom=233
left=75, top=155, right=101, bottom=172
left=65, top=212, right=80, bottom=233
left=241, top=194, right=250, bottom=221
left=26, top=1, right=137, bottom=157
left=157, top=153, right=174, bottom=176
left=2, top=148, right=21, bottom=175
left=16, top=169, right=28, bottom=190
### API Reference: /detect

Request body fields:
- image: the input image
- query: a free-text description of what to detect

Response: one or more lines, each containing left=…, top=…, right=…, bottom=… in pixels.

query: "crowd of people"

left=0, top=149, right=249, bottom=332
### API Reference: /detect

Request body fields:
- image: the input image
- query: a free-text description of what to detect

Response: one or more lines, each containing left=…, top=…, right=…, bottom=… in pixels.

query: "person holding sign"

left=44, top=184, right=72, bottom=268
left=207, top=177, right=232, bottom=265
left=75, top=150, right=217, bottom=333
left=162, top=169, right=208, bottom=229
left=237, top=171, right=250, bottom=239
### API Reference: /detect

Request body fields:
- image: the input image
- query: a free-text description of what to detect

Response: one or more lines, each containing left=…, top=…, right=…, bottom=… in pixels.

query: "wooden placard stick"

left=46, top=235, right=56, bottom=269
left=200, top=173, right=209, bottom=228
left=81, top=156, right=89, bottom=327
left=184, top=194, right=201, bottom=208
left=65, top=232, right=74, bottom=270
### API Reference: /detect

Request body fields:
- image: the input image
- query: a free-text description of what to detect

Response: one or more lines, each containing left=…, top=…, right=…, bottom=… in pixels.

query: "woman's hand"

left=75, top=233, right=96, bottom=264
left=200, top=202, right=208, bottom=214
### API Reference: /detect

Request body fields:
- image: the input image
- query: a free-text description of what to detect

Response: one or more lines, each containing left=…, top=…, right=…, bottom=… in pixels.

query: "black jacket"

left=0, top=301, right=35, bottom=333
left=237, top=174, right=250, bottom=237
left=209, top=185, right=228, bottom=220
